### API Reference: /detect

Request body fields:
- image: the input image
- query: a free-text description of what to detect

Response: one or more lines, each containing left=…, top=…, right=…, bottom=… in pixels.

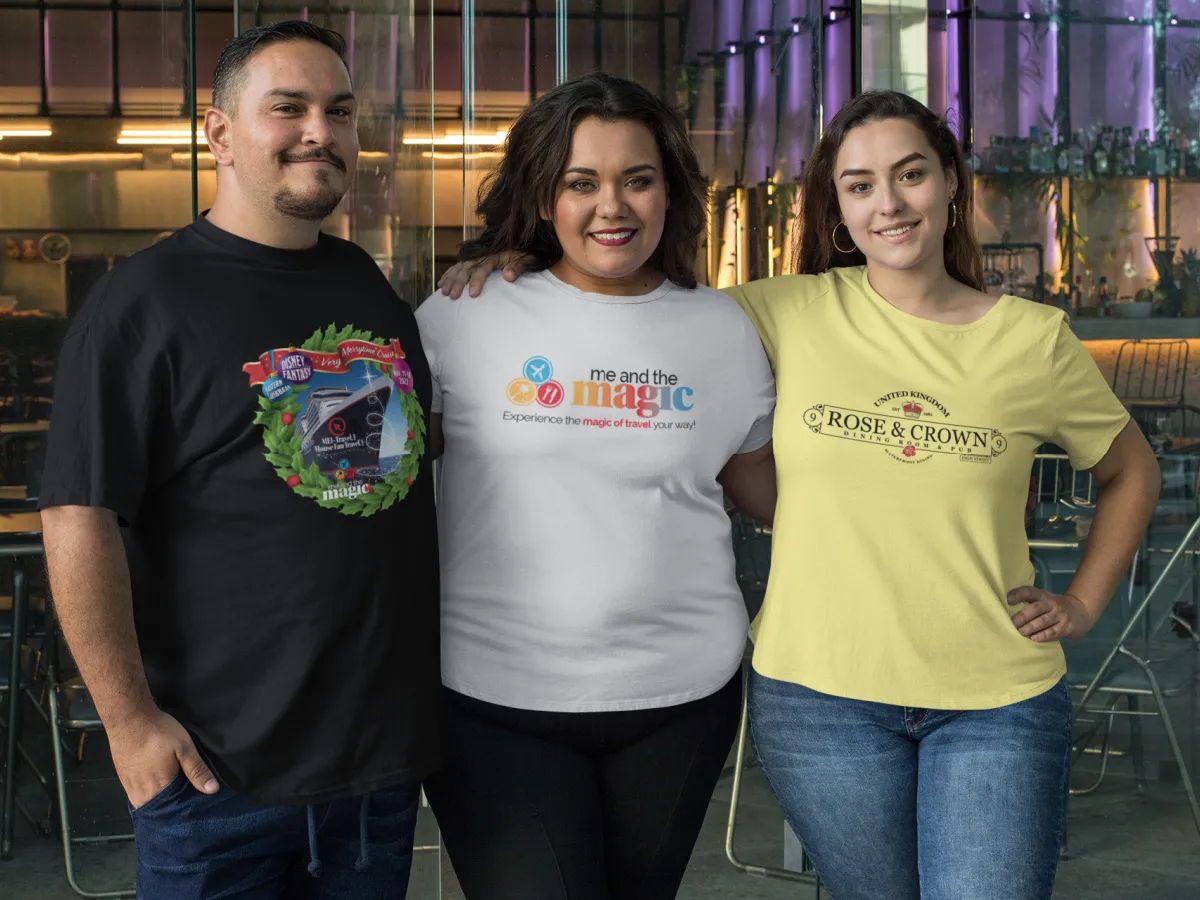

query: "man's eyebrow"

left=262, top=89, right=356, bottom=104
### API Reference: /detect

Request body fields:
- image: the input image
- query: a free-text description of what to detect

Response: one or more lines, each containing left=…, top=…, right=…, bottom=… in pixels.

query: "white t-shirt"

left=415, top=269, right=776, bottom=712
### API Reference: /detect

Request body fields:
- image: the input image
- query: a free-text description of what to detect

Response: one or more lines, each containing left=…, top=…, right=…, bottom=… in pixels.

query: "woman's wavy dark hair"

left=459, top=73, right=708, bottom=288
left=793, top=90, right=983, bottom=291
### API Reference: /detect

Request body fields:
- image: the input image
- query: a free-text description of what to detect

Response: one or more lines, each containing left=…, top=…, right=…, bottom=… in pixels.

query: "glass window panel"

left=533, top=14, right=557, bottom=94
left=475, top=16, right=529, bottom=95
left=478, top=0, right=528, bottom=11
left=0, top=11, right=42, bottom=115
left=196, top=12, right=234, bottom=109
left=601, top=18, right=661, bottom=90
left=1068, top=23, right=1154, bottom=135
left=46, top=10, right=112, bottom=114
left=118, top=10, right=185, bottom=116
left=421, top=15, right=462, bottom=92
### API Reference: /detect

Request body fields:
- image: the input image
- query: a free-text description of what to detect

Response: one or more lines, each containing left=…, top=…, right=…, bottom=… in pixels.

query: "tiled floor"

left=3, top=719, right=1200, bottom=900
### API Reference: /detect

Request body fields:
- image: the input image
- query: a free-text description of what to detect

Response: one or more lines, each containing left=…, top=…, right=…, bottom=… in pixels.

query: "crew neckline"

left=858, top=266, right=1011, bottom=333
left=536, top=269, right=676, bottom=305
left=190, top=212, right=334, bottom=270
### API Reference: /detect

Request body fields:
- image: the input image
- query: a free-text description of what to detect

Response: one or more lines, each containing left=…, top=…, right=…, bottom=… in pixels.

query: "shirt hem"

left=442, top=665, right=742, bottom=713
left=217, top=754, right=442, bottom=807
left=751, top=659, right=1067, bottom=711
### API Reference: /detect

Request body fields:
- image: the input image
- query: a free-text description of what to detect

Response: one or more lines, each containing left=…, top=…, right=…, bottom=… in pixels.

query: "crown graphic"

left=902, top=401, right=923, bottom=418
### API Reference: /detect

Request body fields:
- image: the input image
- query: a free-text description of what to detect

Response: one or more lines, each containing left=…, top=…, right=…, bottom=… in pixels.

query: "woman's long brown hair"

left=459, top=74, right=708, bottom=289
left=793, top=90, right=984, bottom=291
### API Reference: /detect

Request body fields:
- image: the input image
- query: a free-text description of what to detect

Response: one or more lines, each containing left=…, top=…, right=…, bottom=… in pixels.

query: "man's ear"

left=205, top=108, right=234, bottom=168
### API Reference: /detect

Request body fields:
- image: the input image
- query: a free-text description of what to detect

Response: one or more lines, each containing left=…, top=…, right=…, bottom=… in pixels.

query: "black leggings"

left=424, top=673, right=742, bottom=900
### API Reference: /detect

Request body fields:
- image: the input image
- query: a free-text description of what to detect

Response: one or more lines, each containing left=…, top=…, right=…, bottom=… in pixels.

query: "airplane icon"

left=523, top=356, right=553, bottom=385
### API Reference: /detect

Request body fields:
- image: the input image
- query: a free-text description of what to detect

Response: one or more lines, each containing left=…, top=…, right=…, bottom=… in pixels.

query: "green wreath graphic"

left=251, top=323, right=426, bottom=517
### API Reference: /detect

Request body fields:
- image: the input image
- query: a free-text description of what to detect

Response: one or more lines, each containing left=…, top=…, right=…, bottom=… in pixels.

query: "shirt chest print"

left=242, top=323, right=427, bottom=515
left=803, top=389, right=1007, bottom=464
left=501, top=354, right=698, bottom=432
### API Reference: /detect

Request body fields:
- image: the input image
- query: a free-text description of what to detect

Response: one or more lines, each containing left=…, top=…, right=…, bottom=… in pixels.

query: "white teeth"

left=593, top=231, right=634, bottom=241
left=880, top=224, right=915, bottom=237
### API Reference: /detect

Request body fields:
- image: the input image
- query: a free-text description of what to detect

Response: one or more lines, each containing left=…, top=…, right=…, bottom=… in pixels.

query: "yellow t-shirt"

left=724, top=266, right=1130, bottom=710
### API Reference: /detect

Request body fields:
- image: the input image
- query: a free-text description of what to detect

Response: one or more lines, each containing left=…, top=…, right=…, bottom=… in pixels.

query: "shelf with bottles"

left=969, top=125, right=1200, bottom=181
left=1040, top=237, right=1200, bottom=331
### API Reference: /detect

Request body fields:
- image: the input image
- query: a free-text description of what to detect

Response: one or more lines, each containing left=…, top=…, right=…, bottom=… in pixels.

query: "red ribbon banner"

left=244, top=338, right=406, bottom=386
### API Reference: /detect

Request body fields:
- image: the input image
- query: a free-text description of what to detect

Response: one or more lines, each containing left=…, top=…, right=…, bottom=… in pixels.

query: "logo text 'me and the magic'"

left=508, top=356, right=694, bottom=419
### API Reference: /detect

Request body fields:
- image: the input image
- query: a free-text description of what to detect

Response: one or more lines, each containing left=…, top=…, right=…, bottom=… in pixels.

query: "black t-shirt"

left=39, top=215, right=441, bottom=804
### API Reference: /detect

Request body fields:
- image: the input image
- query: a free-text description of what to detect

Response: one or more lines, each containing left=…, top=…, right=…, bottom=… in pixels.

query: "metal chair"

left=23, top=605, right=135, bottom=898
left=0, top=526, right=44, bottom=859
left=1027, top=453, right=1101, bottom=589
left=1112, top=339, right=1189, bottom=409
left=723, top=511, right=821, bottom=896
left=1112, top=339, right=1200, bottom=445
left=1068, top=513, right=1200, bottom=843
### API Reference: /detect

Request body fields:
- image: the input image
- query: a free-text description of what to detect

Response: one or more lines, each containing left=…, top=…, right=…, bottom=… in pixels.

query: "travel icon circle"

left=507, top=355, right=564, bottom=409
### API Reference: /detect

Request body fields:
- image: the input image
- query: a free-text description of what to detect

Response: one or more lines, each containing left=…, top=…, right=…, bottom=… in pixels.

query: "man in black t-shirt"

left=39, top=21, right=439, bottom=899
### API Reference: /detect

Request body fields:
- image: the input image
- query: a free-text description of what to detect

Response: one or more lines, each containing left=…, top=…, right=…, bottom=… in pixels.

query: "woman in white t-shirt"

left=414, top=74, right=777, bottom=899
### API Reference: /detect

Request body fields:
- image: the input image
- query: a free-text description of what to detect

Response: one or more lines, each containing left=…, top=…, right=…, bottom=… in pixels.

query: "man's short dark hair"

left=211, top=20, right=348, bottom=113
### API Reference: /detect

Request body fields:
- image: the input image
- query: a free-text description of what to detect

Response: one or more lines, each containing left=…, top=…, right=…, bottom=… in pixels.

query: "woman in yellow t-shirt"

left=436, top=90, right=1160, bottom=900
left=718, top=90, right=1158, bottom=899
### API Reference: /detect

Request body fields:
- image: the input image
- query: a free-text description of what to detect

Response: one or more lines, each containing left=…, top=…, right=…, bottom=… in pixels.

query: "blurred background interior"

left=4, top=1, right=1200, bottom=898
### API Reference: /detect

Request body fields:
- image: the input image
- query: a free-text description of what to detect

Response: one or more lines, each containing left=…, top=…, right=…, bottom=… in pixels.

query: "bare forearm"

left=719, top=455, right=777, bottom=526
left=41, top=506, right=156, bottom=727
left=1066, top=463, right=1161, bottom=622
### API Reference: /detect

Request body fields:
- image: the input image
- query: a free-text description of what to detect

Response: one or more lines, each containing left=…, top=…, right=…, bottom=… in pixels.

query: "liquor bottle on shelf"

left=1176, top=131, right=1188, bottom=178
left=1041, top=131, right=1055, bottom=174
left=1134, top=128, right=1150, bottom=175
left=1068, top=130, right=1087, bottom=176
left=1091, top=128, right=1110, bottom=178
left=1011, top=136, right=1027, bottom=174
left=993, top=136, right=1009, bottom=174
left=1113, top=127, right=1133, bottom=176
left=1096, top=276, right=1110, bottom=316
left=1028, top=127, right=1042, bottom=173
left=1151, top=132, right=1167, bottom=177
left=1189, top=138, right=1200, bottom=177
left=1167, top=132, right=1181, bottom=178
left=1055, top=130, right=1070, bottom=174
left=1071, top=275, right=1084, bottom=316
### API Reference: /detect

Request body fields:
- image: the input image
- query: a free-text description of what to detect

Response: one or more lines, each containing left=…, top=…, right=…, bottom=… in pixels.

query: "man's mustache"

left=280, top=149, right=347, bottom=172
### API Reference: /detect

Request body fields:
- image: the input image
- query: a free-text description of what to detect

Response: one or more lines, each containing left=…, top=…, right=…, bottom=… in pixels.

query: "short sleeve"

left=39, top=276, right=163, bottom=524
left=1049, top=318, right=1131, bottom=470
left=736, top=320, right=776, bottom=454
left=723, top=279, right=781, bottom=367
left=722, top=274, right=826, bottom=371
left=413, top=291, right=463, bottom=415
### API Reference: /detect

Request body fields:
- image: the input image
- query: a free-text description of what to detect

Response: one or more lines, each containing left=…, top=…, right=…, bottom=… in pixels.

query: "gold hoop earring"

left=832, top=221, right=857, bottom=255
left=949, top=200, right=958, bottom=230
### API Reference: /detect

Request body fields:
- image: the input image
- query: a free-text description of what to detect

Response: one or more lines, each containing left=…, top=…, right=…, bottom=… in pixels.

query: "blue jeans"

left=131, top=773, right=421, bottom=900
left=748, top=669, right=1072, bottom=900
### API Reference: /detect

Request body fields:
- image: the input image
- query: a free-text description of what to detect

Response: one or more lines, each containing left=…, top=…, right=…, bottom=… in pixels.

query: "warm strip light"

left=0, top=129, right=53, bottom=138
left=118, top=137, right=208, bottom=145
left=118, top=129, right=207, bottom=145
left=420, top=150, right=503, bottom=160
left=401, top=130, right=507, bottom=146
left=120, top=129, right=202, bottom=137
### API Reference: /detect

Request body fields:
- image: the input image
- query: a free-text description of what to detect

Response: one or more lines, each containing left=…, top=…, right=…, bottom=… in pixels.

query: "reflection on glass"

left=861, top=0, right=929, bottom=105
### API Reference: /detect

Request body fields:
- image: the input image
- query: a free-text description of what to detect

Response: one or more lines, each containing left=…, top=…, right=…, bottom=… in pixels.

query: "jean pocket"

left=129, top=770, right=190, bottom=816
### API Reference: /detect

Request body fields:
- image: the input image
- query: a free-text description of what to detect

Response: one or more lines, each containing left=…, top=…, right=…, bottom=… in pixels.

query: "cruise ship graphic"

left=297, top=375, right=394, bottom=475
